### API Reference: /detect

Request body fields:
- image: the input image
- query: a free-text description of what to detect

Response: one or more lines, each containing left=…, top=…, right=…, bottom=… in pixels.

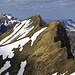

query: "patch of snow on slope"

left=71, top=24, right=75, bottom=27
left=6, top=15, right=12, bottom=19
left=0, top=20, right=27, bottom=45
left=52, top=72, right=57, bottom=75
left=9, top=20, right=17, bottom=23
left=18, top=26, right=34, bottom=40
left=8, top=20, right=19, bottom=25
left=4, top=20, right=8, bottom=26
left=0, top=61, right=11, bottom=74
left=17, top=60, right=26, bottom=75
left=70, top=72, right=75, bottom=75
left=5, top=72, right=10, bottom=75
left=0, top=19, right=32, bottom=45
left=66, top=24, right=75, bottom=31
left=52, top=71, right=75, bottom=75
left=60, top=71, right=68, bottom=75
left=7, top=20, right=33, bottom=41
left=0, top=37, right=30, bottom=60
left=31, top=27, right=47, bottom=46
left=67, top=21, right=75, bottom=27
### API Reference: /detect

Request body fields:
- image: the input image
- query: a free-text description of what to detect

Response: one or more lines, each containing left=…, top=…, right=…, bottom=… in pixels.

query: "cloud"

left=4, top=0, right=57, bottom=5
left=3, top=0, right=75, bottom=7
left=2, top=0, right=54, bottom=10
left=6, top=0, right=52, bottom=3
left=60, top=0, right=75, bottom=6
left=2, top=0, right=75, bottom=11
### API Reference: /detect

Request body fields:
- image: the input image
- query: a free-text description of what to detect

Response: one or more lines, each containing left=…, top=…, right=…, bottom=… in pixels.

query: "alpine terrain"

left=0, top=13, right=19, bottom=35
left=0, top=14, right=75, bottom=75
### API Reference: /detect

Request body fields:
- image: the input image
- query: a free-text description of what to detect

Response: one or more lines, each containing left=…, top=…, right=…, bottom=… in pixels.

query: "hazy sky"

left=0, top=0, right=75, bottom=20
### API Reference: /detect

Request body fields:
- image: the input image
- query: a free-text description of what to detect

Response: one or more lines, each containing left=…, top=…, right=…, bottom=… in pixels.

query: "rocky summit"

left=0, top=14, right=75, bottom=75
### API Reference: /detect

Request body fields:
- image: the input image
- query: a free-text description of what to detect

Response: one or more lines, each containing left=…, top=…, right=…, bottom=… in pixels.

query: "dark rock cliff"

left=54, top=21, right=74, bottom=59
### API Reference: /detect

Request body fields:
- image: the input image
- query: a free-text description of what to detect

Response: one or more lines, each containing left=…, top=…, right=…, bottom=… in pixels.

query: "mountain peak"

left=33, top=14, right=41, bottom=17
left=28, top=14, right=46, bottom=27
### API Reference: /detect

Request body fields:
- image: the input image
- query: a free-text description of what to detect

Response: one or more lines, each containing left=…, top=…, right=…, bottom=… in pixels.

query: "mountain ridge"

left=0, top=14, right=75, bottom=75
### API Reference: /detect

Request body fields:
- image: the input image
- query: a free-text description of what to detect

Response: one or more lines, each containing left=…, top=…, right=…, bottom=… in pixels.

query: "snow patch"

left=66, top=25, right=75, bottom=31
left=60, top=71, right=68, bottom=75
left=6, top=15, right=12, bottom=19
left=17, top=60, right=27, bottom=75
left=31, top=27, right=47, bottom=46
left=70, top=72, right=75, bottom=75
left=0, top=37, right=30, bottom=60
left=18, top=26, right=34, bottom=40
left=52, top=71, right=75, bottom=75
left=67, top=21, right=75, bottom=27
left=0, top=19, right=32, bottom=45
left=0, top=61, right=11, bottom=74
left=4, top=20, right=8, bottom=26
left=52, top=72, right=57, bottom=75
left=5, top=72, right=10, bottom=75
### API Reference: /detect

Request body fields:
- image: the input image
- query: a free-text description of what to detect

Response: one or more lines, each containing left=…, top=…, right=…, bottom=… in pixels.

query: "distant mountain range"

left=1, top=13, right=75, bottom=35
left=0, top=14, right=75, bottom=75
left=44, top=18, right=75, bottom=31
left=61, top=19, right=75, bottom=31
left=0, top=13, right=19, bottom=35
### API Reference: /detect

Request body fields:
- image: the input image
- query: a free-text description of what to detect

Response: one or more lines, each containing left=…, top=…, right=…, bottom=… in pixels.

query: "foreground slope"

left=0, top=15, right=75, bottom=75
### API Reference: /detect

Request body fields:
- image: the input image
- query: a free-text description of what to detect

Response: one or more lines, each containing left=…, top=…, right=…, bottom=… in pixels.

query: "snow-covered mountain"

left=61, top=19, right=75, bottom=31
left=0, top=13, right=19, bottom=35
left=0, top=14, right=75, bottom=75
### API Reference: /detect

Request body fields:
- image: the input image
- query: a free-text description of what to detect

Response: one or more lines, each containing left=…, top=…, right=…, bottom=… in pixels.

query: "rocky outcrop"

left=0, top=15, right=75, bottom=75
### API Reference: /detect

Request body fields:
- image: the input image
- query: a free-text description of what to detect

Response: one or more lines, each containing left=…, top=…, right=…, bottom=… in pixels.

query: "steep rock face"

left=0, top=15, right=75, bottom=75
left=54, top=21, right=74, bottom=59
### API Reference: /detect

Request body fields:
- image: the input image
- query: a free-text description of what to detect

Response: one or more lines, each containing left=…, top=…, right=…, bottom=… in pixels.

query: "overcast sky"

left=0, top=0, right=75, bottom=20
